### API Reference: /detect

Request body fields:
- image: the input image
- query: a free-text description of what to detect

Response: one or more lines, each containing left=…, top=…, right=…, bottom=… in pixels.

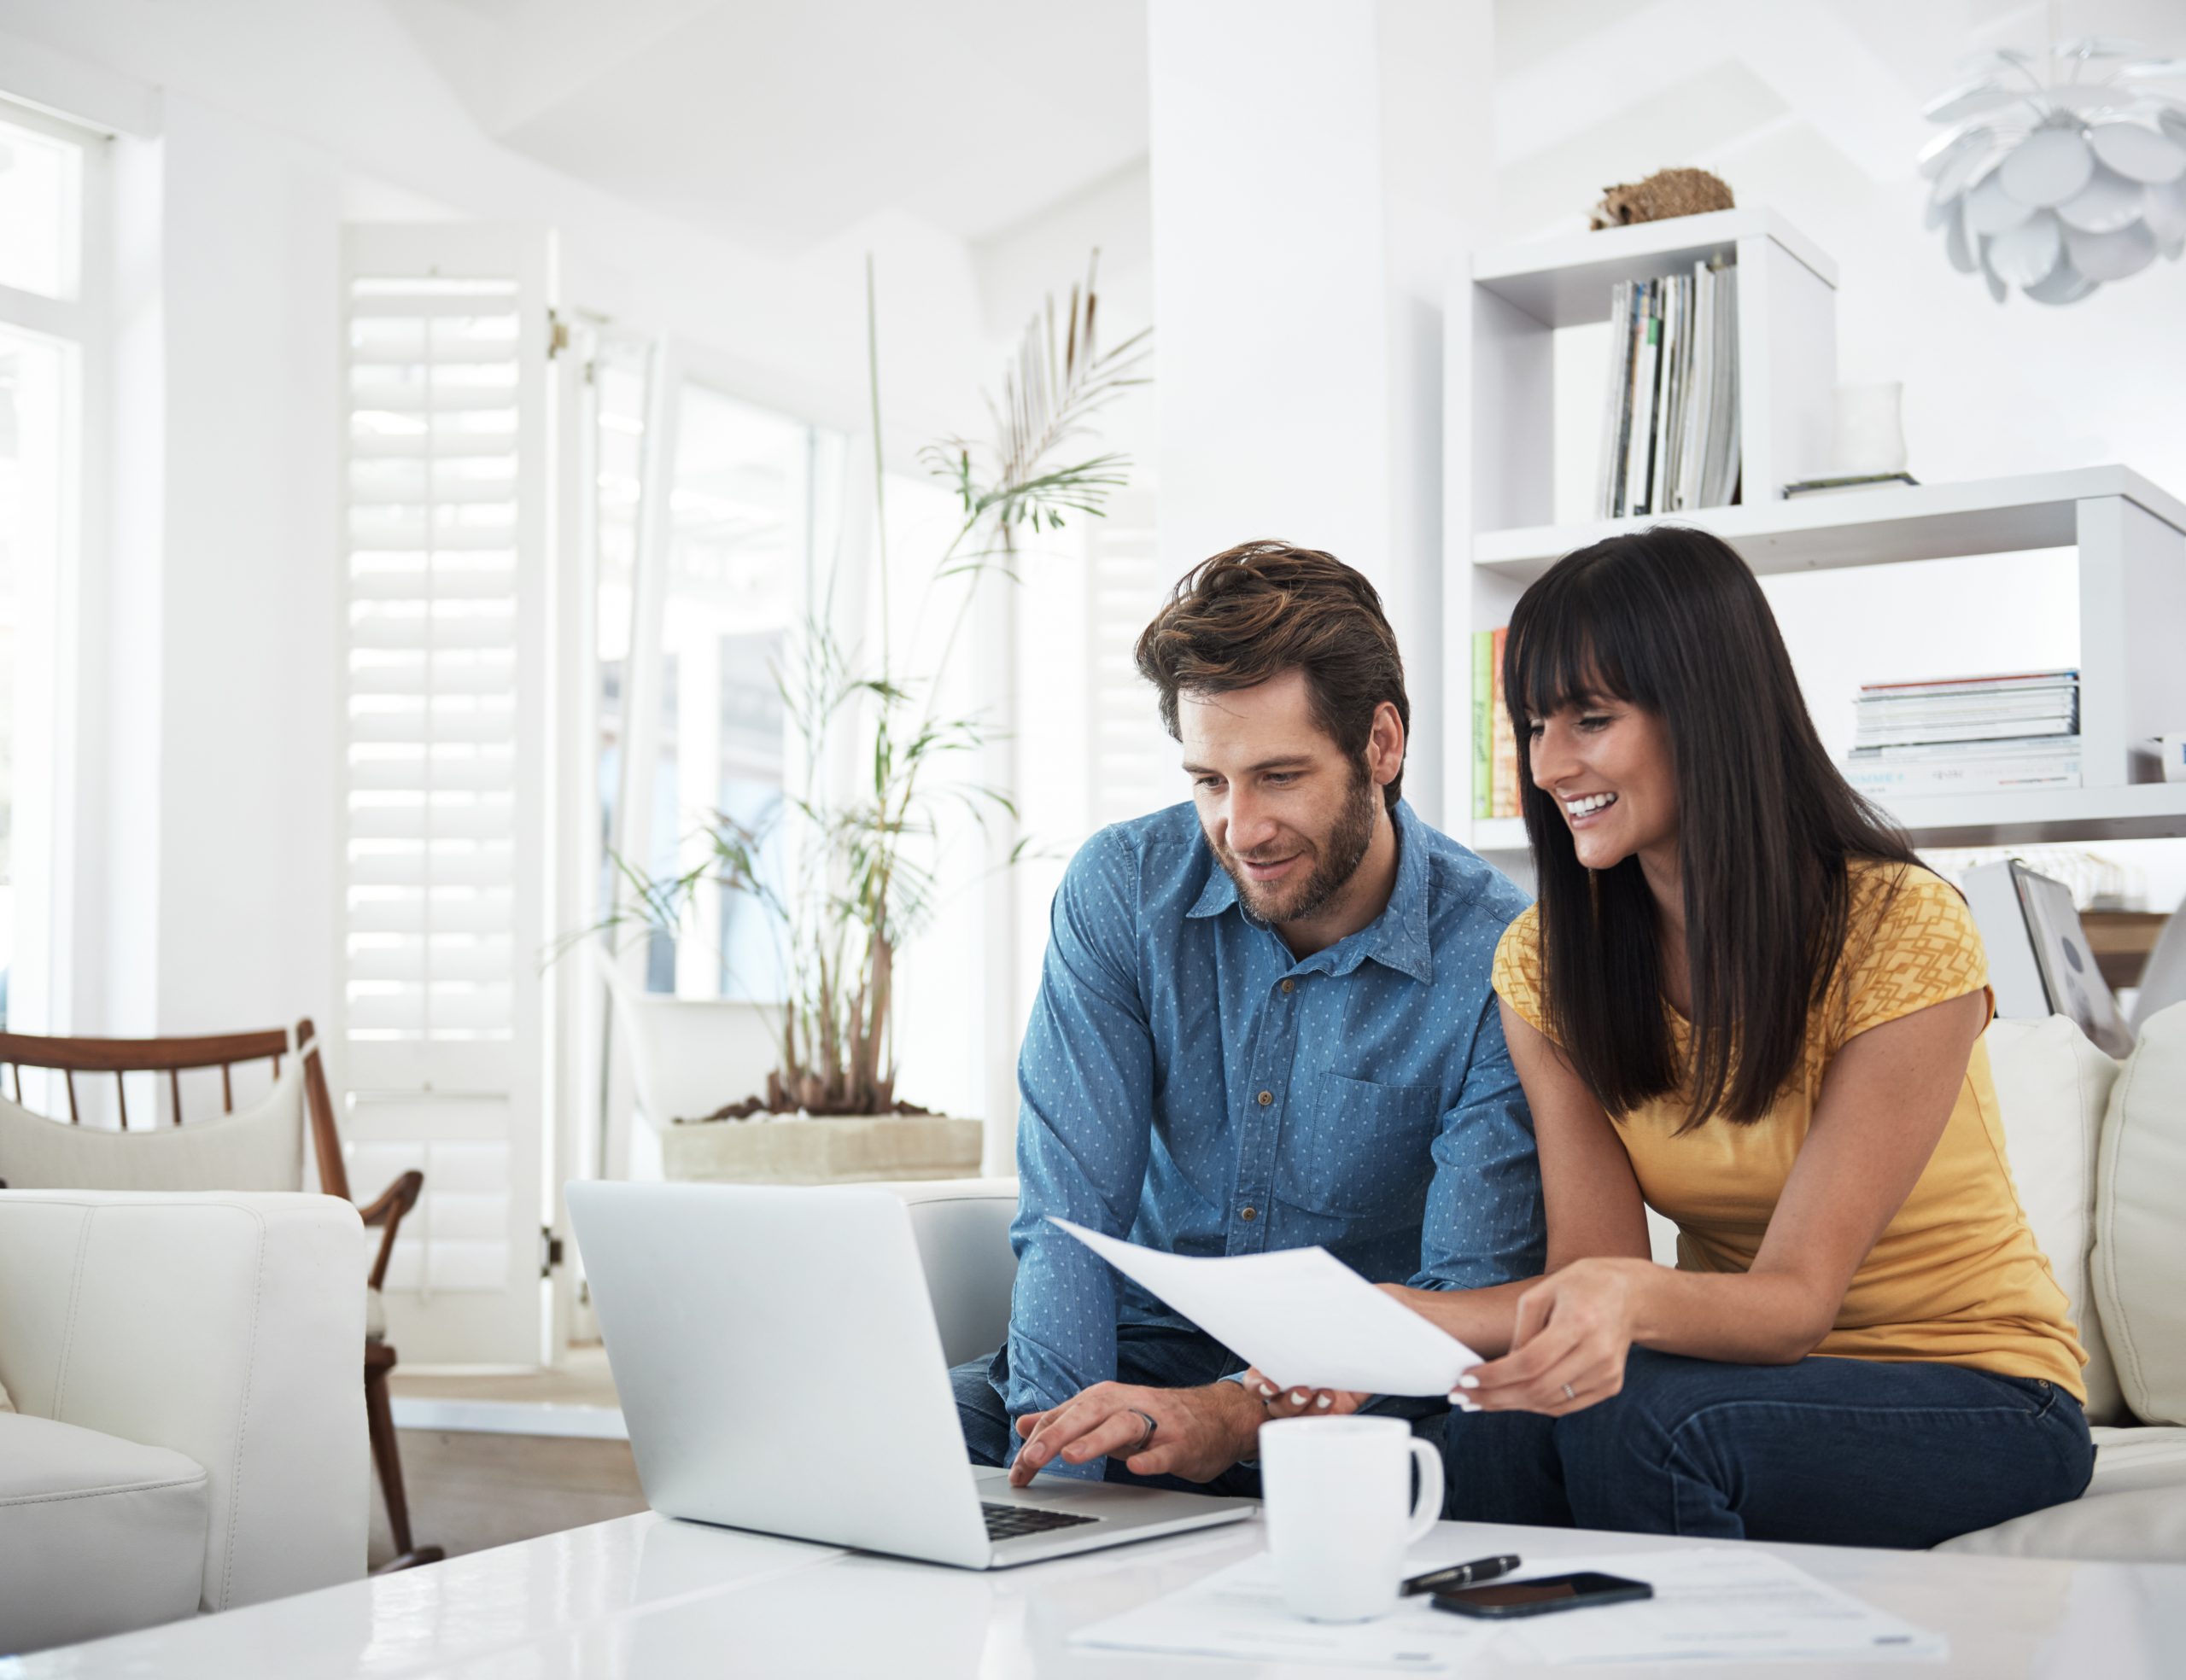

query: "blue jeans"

left=952, top=1323, right=1454, bottom=1500
left=1444, top=1347, right=2095, bottom=1549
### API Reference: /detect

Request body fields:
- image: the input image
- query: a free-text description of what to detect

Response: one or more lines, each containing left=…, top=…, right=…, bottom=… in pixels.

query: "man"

left=949, top=540, right=1541, bottom=1492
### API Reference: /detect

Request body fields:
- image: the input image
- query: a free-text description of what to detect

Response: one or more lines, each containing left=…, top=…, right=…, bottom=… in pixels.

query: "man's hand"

left=1010, top=1380, right=1263, bottom=1486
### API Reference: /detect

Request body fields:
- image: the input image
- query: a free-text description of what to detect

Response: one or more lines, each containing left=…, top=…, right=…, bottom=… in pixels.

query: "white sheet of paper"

left=1070, top=1546, right=1948, bottom=1671
left=1050, top=1218, right=1482, bottom=1395
left=1068, top=1545, right=1497, bottom=1671
left=1491, top=1549, right=1949, bottom=1665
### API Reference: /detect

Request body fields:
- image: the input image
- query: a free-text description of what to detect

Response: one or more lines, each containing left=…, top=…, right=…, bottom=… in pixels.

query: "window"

left=607, top=380, right=846, bottom=1002
left=0, top=102, right=102, bottom=1036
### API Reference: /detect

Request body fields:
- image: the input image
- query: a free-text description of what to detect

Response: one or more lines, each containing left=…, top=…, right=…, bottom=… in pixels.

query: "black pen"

left=1401, top=1554, right=1523, bottom=1596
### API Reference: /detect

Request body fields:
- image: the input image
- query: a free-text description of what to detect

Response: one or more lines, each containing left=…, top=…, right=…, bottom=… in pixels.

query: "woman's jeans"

left=1445, top=1348, right=2095, bottom=1549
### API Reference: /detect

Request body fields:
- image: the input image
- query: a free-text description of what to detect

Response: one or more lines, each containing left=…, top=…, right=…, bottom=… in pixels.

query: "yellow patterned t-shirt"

left=1493, top=861, right=2088, bottom=1399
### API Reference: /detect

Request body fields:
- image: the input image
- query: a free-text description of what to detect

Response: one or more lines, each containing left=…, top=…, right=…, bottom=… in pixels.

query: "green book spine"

left=1472, top=630, right=1494, bottom=820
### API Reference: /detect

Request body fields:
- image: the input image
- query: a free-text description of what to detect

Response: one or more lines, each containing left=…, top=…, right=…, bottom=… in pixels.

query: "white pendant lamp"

left=1922, top=32, right=2186, bottom=304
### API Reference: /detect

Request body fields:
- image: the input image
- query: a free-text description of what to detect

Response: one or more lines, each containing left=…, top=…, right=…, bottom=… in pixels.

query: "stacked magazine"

left=1843, top=670, right=2082, bottom=797
left=1595, top=260, right=1740, bottom=520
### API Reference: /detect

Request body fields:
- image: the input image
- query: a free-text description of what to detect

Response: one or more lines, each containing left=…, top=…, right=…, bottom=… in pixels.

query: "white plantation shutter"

left=338, top=225, right=552, bottom=1366
left=1087, top=510, right=1178, bottom=828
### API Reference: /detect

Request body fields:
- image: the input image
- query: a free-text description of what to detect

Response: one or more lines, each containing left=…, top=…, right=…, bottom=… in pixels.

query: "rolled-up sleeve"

left=1409, top=987, right=1546, bottom=1290
left=1002, top=828, right=1157, bottom=1473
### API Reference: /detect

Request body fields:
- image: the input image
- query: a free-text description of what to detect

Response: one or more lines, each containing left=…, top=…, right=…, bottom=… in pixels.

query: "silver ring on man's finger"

left=1561, top=1382, right=1577, bottom=1402
left=1128, top=1409, right=1159, bottom=1454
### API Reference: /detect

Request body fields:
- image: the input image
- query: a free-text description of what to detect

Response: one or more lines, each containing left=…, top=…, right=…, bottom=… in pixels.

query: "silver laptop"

left=567, top=1180, right=1257, bottom=1568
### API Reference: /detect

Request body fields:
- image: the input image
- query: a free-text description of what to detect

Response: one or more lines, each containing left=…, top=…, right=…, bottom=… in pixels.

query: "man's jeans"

left=952, top=1324, right=1454, bottom=1501
left=1444, top=1347, right=2095, bottom=1549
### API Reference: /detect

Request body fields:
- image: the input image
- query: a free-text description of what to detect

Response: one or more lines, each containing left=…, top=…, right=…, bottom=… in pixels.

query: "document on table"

left=1068, top=1546, right=1497, bottom=1670
left=1050, top=1218, right=1482, bottom=1395
left=1069, top=1545, right=1948, bottom=1671
left=1491, top=1549, right=1949, bottom=1665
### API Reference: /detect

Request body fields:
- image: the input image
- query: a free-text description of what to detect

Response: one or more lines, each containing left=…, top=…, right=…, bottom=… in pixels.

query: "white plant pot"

left=597, top=956, right=984, bottom=1185
left=657, top=1111, right=985, bottom=1186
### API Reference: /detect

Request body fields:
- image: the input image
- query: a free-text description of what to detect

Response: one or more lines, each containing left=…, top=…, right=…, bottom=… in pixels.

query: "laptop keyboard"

left=981, top=1502, right=1102, bottom=1541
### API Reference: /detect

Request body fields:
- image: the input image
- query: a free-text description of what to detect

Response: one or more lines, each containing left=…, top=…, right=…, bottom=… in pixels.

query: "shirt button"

left=1241, top=1206, right=1258, bottom=1222
left=1257, top=1090, right=1273, bottom=1106
left=1280, top=978, right=1295, bottom=995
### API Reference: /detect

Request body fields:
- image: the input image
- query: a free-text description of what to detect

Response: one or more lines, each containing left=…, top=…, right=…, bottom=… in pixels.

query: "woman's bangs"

left=1511, top=578, right=1637, bottom=726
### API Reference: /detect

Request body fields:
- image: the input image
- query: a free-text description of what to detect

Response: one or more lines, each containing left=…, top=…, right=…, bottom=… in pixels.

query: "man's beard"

left=1218, top=761, right=1380, bottom=928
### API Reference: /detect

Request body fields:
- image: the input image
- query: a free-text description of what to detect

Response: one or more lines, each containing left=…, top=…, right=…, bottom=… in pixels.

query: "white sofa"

left=896, top=1006, right=2186, bottom=1562
left=0, top=1192, right=370, bottom=1655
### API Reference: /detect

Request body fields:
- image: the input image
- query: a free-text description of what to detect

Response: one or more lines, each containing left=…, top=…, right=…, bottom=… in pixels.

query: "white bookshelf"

left=1443, top=212, right=2186, bottom=855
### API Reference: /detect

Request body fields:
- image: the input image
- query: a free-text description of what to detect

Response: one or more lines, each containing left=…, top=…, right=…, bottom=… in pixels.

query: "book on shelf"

left=1595, top=260, right=1739, bottom=520
left=1781, top=472, right=1920, bottom=498
left=1488, top=627, right=1520, bottom=820
left=1846, top=668, right=2084, bottom=793
left=1471, top=630, right=1493, bottom=821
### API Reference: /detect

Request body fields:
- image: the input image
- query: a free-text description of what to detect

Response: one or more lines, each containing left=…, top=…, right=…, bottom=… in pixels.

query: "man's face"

left=1178, top=669, right=1382, bottom=928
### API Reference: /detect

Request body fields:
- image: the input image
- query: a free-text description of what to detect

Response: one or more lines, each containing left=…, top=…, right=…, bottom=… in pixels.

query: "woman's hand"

left=1457, top=1257, right=1647, bottom=1416
left=1243, top=1285, right=1423, bottom=1418
left=1240, top=1367, right=1370, bottom=1419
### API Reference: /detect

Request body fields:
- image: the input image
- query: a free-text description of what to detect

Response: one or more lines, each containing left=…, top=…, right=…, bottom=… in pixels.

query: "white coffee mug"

left=1259, top=1416, right=1443, bottom=1622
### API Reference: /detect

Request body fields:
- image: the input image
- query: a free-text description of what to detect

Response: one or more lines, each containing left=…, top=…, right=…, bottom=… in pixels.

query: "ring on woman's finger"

left=1561, top=1381, right=1577, bottom=1402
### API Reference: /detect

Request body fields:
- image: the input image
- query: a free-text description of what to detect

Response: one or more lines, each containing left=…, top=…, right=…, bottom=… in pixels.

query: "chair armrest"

left=863, top=1177, right=1020, bottom=1368
left=0, top=1190, right=369, bottom=1609
left=354, top=1169, right=424, bottom=1292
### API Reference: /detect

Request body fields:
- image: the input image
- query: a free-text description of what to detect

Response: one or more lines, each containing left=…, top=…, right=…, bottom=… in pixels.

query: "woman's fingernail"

left=1455, top=1398, right=1481, bottom=1414
left=1315, top=1394, right=1332, bottom=1410
left=1291, top=1391, right=1308, bottom=1406
left=1258, top=1382, right=1277, bottom=1397
left=1456, top=1375, right=1479, bottom=1391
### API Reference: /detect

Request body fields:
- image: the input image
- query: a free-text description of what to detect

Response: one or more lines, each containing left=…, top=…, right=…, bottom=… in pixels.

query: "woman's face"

left=1527, top=692, right=1678, bottom=872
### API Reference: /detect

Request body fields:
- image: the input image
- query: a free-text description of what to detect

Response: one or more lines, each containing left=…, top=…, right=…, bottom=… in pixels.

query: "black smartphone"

left=1430, top=1570, right=1653, bottom=1619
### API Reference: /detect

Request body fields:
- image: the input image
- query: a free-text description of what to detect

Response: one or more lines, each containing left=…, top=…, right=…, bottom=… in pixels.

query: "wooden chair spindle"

left=221, top=1063, right=234, bottom=1111
left=115, top=1070, right=128, bottom=1130
left=169, top=1067, right=184, bottom=1126
left=66, top=1070, right=79, bottom=1125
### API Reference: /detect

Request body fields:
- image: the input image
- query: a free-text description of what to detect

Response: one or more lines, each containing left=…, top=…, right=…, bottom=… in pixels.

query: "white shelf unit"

left=1442, top=212, right=2186, bottom=855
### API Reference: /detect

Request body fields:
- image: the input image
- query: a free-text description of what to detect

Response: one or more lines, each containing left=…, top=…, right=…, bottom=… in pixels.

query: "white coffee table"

left=15, top=1512, right=2183, bottom=1677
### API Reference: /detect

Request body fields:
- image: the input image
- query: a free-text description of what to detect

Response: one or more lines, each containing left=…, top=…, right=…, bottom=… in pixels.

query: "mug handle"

left=1405, top=1438, right=1443, bottom=1544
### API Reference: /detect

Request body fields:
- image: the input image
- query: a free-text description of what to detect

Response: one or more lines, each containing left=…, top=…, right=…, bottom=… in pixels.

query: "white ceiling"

left=385, top=0, right=1152, bottom=256
left=382, top=0, right=2186, bottom=258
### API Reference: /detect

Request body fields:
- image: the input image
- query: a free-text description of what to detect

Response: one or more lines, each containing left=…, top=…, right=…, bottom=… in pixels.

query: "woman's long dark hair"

left=1505, top=527, right=1919, bottom=1129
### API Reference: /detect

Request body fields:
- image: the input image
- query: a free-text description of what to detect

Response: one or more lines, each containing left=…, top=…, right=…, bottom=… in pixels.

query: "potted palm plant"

left=595, top=254, right=1149, bottom=1184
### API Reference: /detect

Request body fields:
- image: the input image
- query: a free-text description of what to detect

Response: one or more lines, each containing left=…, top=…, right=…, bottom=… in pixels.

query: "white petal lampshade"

left=1990, top=211, right=2064, bottom=286
left=1999, top=125, right=2096, bottom=205
left=1967, top=169, right=2037, bottom=233
left=2087, top=120, right=2186, bottom=184
left=2025, top=263, right=2098, bottom=304
left=2055, top=164, right=2146, bottom=231
left=1921, top=38, right=2186, bottom=303
left=2065, top=218, right=2158, bottom=280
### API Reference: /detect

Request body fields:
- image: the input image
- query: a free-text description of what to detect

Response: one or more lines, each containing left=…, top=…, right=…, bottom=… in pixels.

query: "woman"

left=1260, top=528, right=2093, bottom=1548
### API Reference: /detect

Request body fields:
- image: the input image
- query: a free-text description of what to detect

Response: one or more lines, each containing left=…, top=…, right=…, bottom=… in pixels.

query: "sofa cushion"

left=0, top=1412, right=210, bottom=1652
left=2095, top=1002, right=2186, bottom=1426
left=1938, top=1425, right=2186, bottom=1561
left=1983, top=1018, right=2125, bottom=1424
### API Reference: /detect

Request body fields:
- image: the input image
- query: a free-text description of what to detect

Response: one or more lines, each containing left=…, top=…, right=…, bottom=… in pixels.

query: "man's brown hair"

left=1134, top=540, right=1410, bottom=811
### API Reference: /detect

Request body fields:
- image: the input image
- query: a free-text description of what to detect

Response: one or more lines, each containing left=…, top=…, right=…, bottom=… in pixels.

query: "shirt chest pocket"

left=1283, top=1070, right=1441, bottom=1218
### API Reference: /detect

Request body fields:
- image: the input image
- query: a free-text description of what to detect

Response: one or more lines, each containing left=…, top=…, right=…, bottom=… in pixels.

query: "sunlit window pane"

left=0, top=325, right=72, bottom=1030
left=0, top=118, right=81, bottom=300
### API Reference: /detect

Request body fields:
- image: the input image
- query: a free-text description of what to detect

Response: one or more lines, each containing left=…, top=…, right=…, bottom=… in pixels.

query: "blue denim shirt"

left=1002, top=798, right=1543, bottom=1470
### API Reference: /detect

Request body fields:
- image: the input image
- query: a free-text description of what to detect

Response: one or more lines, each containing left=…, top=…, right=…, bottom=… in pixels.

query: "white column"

left=1146, top=0, right=1494, bottom=825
